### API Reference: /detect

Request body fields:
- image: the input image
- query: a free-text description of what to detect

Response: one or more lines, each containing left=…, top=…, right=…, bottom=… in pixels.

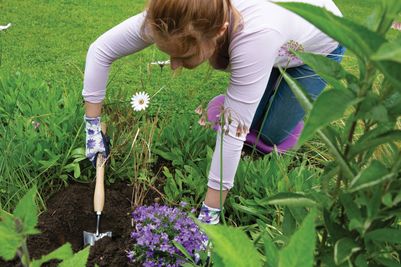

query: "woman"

left=83, top=0, right=345, bottom=225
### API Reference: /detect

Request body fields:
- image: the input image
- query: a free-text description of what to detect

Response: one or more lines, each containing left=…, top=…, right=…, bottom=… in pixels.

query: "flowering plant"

left=131, top=91, right=150, bottom=112
left=127, top=204, right=207, bottom=266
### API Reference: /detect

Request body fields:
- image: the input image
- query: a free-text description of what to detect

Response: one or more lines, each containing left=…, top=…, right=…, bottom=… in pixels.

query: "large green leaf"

left=365, top=228, right=401, bottom=244
left=282, top=207, right=296, bottom=236
left=263, top=192, right=317, bottom=207
left=349, top=160, right=389, bottom=192
left=298, top=88, right=357, bottom=146
left=279, top=67, right=313, bottom=113
left=59, top=246, right=90, bottom=267
left=371, top=37, right=401, bottom=63
left=334, top=238, right=361, bottom=265
left=277, top=2, right=401, bottom=88
left=200, top=224, right=262, bottom=267
left=349, top=130, right=401, bottom=157
left=278, top=210, right=316, bottom=267
left=294, top=51, right=355, bottom=89
left=376, top=0, right=401, bottom=34
left=375, top=257, right=401, bottom=267
left=264, top=235, right=278, bottom=267
left=31, top=243, right=74, bottom=267
left=13, top=185, right=39, bottom=235
left=0, top=211, right=22, bottom=261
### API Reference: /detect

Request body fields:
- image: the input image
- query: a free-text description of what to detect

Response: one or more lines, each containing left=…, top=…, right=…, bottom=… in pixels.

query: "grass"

left=0, top=0, right=397, bottom=211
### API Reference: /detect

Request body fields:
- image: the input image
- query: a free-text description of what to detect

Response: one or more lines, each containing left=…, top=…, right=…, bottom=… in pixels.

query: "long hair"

left=142, top=0, right=241, bottom=57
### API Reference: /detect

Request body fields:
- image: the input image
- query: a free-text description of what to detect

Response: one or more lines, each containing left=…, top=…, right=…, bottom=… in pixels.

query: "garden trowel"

left=83, top=123, right=112, bottom=246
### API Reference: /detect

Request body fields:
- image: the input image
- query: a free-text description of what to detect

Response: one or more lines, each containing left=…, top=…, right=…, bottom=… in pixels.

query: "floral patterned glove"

left=84, top=115, right=110, bottom=167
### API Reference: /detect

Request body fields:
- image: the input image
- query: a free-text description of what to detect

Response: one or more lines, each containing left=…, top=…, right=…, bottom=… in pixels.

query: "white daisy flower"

left=131, top=92, right=150, bottom=112
left=0, top=23, right=12, bottom=31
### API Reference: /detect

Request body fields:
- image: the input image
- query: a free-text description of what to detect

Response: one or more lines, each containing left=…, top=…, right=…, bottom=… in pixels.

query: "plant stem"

left=20, top=239, right=30, bottom=267
left=219, top=114, right=226, bottom=225
left=343, top=63, right=376, bottom=158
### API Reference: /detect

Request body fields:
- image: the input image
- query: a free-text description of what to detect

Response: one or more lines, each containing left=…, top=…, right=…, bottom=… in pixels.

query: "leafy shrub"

left=261, top=1, right=401, bottom=266
left=154, top=114, right=215, bottom=168
left=0, top=73, right=86, bottom=211
left=199, top=210, right=317, bottom=267
left=227, top=153, right=321, bottom=226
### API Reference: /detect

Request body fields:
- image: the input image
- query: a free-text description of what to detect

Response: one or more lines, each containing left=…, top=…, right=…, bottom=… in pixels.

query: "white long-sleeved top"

left=83, top=0, right=342, bottom=190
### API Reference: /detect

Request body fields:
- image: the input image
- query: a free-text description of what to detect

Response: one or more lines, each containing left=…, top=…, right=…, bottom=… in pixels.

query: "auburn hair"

left=143, top=0, right=241, bottom=57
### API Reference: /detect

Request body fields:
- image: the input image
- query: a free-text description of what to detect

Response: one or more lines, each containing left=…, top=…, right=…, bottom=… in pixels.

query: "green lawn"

left=1, top=0, right=394, bottom=114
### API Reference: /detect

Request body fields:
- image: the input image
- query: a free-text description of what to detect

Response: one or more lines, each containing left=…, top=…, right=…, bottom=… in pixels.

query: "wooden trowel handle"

left=94, top=123, right=107, bottom=213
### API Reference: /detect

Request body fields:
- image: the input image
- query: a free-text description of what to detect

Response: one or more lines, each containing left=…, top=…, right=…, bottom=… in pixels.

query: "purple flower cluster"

left=127, top=204, right=207, bottom=266
left=278, top=40, right=305, bottom=65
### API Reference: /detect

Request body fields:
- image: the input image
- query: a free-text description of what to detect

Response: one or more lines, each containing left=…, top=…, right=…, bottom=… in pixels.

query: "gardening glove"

left=84, top=115, right=110, bottom=167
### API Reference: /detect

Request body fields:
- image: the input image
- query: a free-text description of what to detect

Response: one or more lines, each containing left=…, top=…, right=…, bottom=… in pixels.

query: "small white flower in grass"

left=0, top=23, right=12, bottom=31
left=131, top=92, right=150, bottom=111
left=150, top=60, right=170, bottom=67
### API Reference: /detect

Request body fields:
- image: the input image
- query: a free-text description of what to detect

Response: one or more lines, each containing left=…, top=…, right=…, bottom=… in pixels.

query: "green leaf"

left=13, top=186, right=39, bottom=235
left=339, top=194, right=364, bottom=233
left=276, top=2, right=401, bottom=89
left=355, top=254, right=368, bottom=267
left=200, top=224, right=262, bottom=267
left=264, top=192, right=317, bottom=207
left=382, top=193, right=393, bottom=207
left=376, top=257, right=401, bottom=267
left=349, top=160, right=389, bottom=192
left=367, top=105, right=389, bottom=122
left=279, top=68, right=313, bottom=113
left=349, top=130, right=401, bottom=157
left=263, top=235, right=278, bottom=267
left=376, top=0, right=401, bottom=34
left=282, top=207, right=296, bottom=236
left=59, top=246, right=90, bottom=267
left=278, top=210, right=316, bottom=267
left=0, top=211, right=22, bottom=261
left=334, top=238, right=361, bottom=265
left=294, top=51, right=355, bottom=89
left=371, top=37, right=401, bottom=63
left=73, top=163, right=81, bottom=179
left=298, top=88, right=357, bottom=145
left=365, top=228, right=401, bottom=244
left=172, top=241, right=194, bottom=263
left=31, top=243, right=74, bottom=267
left=323, top=209, right=350, bottom=242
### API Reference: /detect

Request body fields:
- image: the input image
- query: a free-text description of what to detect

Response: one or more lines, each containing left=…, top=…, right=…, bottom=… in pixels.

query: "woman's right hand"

left=84, top=115, right=110, bottom=166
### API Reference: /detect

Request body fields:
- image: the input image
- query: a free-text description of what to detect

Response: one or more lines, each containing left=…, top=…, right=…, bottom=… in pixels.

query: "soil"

left=0, top=181, right=161, bottom=267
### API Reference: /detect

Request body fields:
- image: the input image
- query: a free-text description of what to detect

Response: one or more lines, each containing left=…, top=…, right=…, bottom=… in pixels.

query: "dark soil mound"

left=1, top=182, right=146, bottom=267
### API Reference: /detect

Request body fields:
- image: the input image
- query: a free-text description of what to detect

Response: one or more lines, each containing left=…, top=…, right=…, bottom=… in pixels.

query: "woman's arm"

left=82, top=11, right=152, bottom=108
